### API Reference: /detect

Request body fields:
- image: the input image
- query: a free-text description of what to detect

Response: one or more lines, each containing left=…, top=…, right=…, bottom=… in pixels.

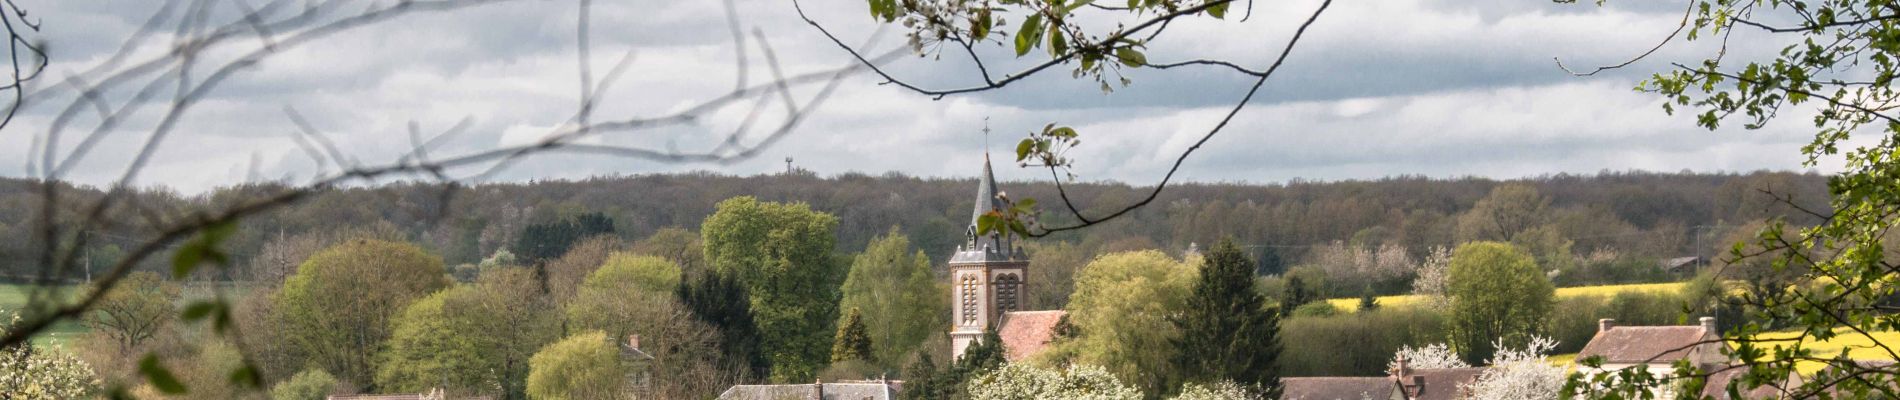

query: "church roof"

left=998, top=310, right=1066, bottom=362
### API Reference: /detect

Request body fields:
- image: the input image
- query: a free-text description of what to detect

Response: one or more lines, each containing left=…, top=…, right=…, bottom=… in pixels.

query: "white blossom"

left=1390, top=342, right=1469, bottom=371
left=969, top=363, right=1142, bottom=400
left=0, top=311, right=101, bottom=399
left=1465, top=336, right=1565, bottom=400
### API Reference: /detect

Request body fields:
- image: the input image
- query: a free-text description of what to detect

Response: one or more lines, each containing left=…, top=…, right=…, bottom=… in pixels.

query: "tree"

left=567, top=257, right=732, bottom=398
left=1170, top=239, right=1281, bottom=397
left=677, top=271, right=767, bottom=382
left=1026, top=241, right=1087, bottom=310
left=583, top=253, right=682, bottom=295
left=269, top=369, right=337, bottom=400
left=1058, top=250, right=1197, bottom=396
left=82, top=271, right=180, bottom=353
left=1389, top=343, right=1469, bottom=371
left=966, top=363, right=1142, bottom=400
left=631, top=227, right=705, bottom=275
left=1, top=313, right=99, bottom=399
left=1455, top=185, right=1550, bottom=242
left=1171, top=381, right=1261, bottom=400
left=1408, top=246, right=1453, bottom=310
left=543, top=236, right=622, bottom=305
left=277, top=239, right=448, bottom=386
left=700, top=196, right=841, bottom=382
left=1464, top=336, right=1562, bottom=400
left=526, top=331, right=623, bottom=400
left=1279, top=274, right=1315, bottom=309
left=377, top=268, right=560, bottom=399
left=837, top=229, right=944, bottom=367
left=1444, top=242, right=1553, bottom=364
left=830, top=307, right=875, bottom=363
left=900, top=353, right=942, bottom=400
left=513, top=212, right=616, bottom=267
left=1356, top=290, right=1380, bottom=312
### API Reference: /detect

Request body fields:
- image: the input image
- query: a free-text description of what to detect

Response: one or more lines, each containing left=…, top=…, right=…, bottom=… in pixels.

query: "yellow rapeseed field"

left=1324, top=282, right=1687, bottom=312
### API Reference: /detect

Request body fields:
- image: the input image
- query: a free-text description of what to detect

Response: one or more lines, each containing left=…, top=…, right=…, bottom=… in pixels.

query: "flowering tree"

left=1465, top=336, right=1564, bottom=400
left=1409, top=246, right=1453, bottom=310
left=1172, top=380, right=1263, bottom=400
left=1, top=312, right=100, bottom=399
left=1390, top=342, right=1471, bottom=371
left=967, top=363, right=1142, bottom=400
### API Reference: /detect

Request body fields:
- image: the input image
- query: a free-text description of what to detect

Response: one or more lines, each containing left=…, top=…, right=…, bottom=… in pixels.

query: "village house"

left=1576, top=317, right=1726, bottom=376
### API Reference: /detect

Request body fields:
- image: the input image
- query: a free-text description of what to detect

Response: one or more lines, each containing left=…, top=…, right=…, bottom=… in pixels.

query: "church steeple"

left=960, top=153, right=1019, bottom=261
left=947, top=148, right=1032, bottom=360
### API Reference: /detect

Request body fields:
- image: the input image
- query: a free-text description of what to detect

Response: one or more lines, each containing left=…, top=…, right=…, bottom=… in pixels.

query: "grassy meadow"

left=2, top=282, right=250, bottom=349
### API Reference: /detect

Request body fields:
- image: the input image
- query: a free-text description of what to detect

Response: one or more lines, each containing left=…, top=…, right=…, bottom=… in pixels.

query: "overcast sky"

left=3, top=0, right=1839, bottom=193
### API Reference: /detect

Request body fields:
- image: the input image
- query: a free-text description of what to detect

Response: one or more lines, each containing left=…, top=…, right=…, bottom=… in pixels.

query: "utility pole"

left=785, top=157, right=794, bottom=174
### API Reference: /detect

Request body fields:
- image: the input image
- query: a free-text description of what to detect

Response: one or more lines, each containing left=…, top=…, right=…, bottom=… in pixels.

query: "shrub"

left=1290, top=302, right=1339, bottom=318
left=1280, top=308, right=1447, bottom=376
left=270, top=369, right=337, bottom=400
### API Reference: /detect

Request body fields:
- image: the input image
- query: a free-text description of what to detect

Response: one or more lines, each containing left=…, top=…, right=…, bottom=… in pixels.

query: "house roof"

left=1398, top=368, right=1484, bottom=400
left=1701, top=367, right=1788, bottom=400
left=998, top=310, right=1066, bottom=362
left=716, top=382, right=896, bottom=400
left=1280, top=377, right=1393, bottom=400
left=1662, top=256, right=1705, bottom=270
left=1577, top=326, right=1713, bottom=364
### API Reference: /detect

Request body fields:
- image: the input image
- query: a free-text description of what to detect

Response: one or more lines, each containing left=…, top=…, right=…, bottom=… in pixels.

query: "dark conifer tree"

left=678, top=271, right=768, bottom=381
left=830, top=307, right=875, bottom=363
left=1172, top=238, right=1283, bottom=397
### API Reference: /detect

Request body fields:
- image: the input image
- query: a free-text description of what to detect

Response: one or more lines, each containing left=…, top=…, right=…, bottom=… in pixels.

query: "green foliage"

left=377, top=268, right=559, bottom=398
left=830, top=308, right=875, bottom=363
left=526, top=331, right=624, bottom=400
left=513, top=212, right=616, bottom=266
left=269, top=369, right=335, bottom=400
left=277, top=239, right=447, bottom=386
left=701, top=196, right=842, bottom=382
left=583, top=253, right=681, bottom=294
left=1444, top=242, right=1553, bottom=364
left=1056, top=250, right=1197, bottom=396
left=900, top=353, right=941, bottom=400
left=677, top=270, right=767, bottom=380
left=1289, top=301, right=1338, bottom=318
left=1278, top=308, right=1447, bottom=376
left=837, top=229, right=946, bottom=367
left=1170, top=239, right=1281, bottom=398
left=1356, top=290, right=1381, bottom=313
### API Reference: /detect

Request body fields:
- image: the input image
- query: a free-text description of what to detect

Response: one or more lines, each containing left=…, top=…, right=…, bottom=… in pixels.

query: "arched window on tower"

left=960, top=274, right=980, bottom=325
left=994, top=273, right=1021, bottom=313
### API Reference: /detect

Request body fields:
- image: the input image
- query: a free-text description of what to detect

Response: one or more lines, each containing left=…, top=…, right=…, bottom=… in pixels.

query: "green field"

left=0, top=283, right=89, bottom=349
left=1324, top=282, right=1687, bottom=312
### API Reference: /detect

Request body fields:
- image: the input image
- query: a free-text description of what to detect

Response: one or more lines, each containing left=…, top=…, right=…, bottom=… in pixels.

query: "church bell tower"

left=949, top=154, right=1029, bottom=359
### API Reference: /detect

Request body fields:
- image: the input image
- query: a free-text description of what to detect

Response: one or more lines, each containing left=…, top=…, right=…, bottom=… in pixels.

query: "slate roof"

left=1577, top=325, right=1712, bottom=364
left=997, top=310, right=1067, bottom=362
left=950, top=154, right=1023, bottom=264
left=1280, top=377, right=1393, bottom=400
left=1396, top=368, right=1483, bottom=400
left=716, top=382, right=896, bottom=400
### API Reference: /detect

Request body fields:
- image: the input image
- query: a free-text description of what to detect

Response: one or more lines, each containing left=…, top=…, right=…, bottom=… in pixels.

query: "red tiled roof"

left=1280, top=377, right=1393, bottom=400
left=1577, top=326, right=1712, bottom=364
left=997, top=310, right=1066, bottom=362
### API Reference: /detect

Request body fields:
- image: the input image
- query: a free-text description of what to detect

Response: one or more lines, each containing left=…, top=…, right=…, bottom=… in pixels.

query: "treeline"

left=0, top=170, right=1828, bottom=289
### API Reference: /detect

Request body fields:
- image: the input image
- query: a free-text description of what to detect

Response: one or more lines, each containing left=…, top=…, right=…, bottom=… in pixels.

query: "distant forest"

left=0, top=170, right=1830, bottom=289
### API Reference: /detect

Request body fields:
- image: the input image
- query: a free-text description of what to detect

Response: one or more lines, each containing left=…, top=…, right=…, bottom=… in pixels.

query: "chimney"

left=628, top=334, right=641, bottom=350
left=1598, top=318, right=1617, bottom=333
left=1390, top=354, right=1411, bottom=379
left=1699, top=316, right=1717, bottom=334
left=812, top=379, right=824, bottom=400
